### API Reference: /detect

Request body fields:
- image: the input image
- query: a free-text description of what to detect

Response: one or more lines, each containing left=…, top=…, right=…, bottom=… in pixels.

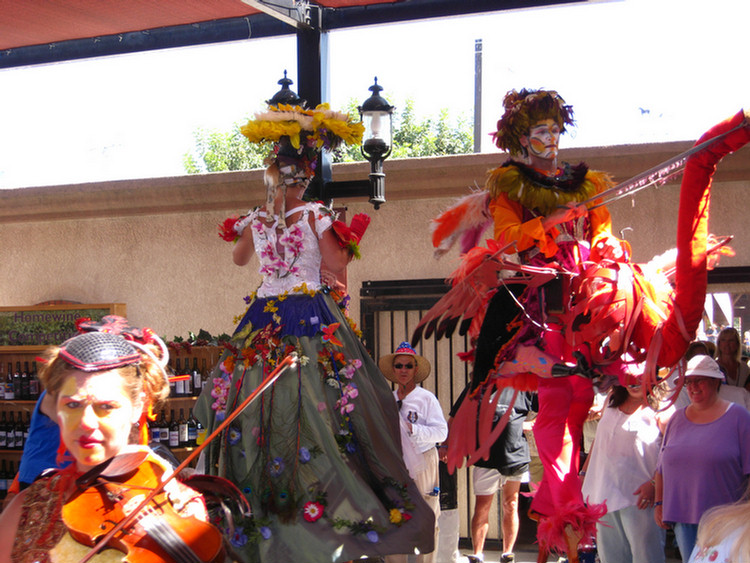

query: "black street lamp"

left=356, top=78, right=394, bottom=208
left=266, top=70, right=302, bottom=106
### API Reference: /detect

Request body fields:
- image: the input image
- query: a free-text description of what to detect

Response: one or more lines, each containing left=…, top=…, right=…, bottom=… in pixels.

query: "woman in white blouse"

left=581, top=378, right=667, bottom=563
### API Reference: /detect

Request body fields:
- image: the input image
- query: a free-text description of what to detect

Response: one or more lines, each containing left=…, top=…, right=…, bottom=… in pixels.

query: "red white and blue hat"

left=378, top=341, right=431, bottom=384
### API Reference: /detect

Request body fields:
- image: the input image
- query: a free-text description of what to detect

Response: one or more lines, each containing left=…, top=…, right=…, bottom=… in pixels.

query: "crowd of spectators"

left=5, top=331, right=750, bottom=563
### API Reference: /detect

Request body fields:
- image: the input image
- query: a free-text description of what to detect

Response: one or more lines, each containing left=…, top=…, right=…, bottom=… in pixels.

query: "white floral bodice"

left=245, top=202, right=333, bottom=298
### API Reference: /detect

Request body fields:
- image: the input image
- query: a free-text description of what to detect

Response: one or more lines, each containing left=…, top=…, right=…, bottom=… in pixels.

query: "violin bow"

left=78, top=352, right=299, bottom=563
left=581, top=118, right=749, bottom=211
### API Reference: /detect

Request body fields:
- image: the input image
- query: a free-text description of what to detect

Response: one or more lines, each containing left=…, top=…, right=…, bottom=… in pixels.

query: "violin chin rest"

left=76, top=451, right=151, bottom=488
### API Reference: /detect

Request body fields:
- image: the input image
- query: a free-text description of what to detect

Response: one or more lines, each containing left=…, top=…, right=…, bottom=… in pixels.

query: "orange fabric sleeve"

left=588, top=203, right=613, bottom=246
left=489, top=193, right=559, bottom=257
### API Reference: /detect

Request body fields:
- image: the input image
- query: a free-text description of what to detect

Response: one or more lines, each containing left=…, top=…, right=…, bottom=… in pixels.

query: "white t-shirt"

left=582, top=403, right=662, bottom=512
left=395, top=386, right=448, bottom=454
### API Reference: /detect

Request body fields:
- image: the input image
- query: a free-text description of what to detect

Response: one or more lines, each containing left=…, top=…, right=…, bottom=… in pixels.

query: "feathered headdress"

left=240, top=102, right=364, bottom=178
left=234, top=76, right=366, bottom=230
left=492, top=88, right=574, bottom=157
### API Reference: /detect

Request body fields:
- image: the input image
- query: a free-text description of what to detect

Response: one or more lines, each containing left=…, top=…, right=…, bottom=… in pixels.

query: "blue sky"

left=0, top=0, right=747, bottom=189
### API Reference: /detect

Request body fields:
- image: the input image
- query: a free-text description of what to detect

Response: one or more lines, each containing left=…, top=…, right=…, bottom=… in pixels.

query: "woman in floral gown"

left=195, top=97, right=434, bottom=563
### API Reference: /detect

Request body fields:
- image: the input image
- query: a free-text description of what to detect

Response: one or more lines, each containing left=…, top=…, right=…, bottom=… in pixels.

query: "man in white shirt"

left=380, top=342, right=448, bottom=563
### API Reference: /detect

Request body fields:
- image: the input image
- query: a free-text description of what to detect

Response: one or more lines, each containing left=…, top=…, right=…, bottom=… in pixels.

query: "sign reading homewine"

left=0, top=304, right=126, bottom=347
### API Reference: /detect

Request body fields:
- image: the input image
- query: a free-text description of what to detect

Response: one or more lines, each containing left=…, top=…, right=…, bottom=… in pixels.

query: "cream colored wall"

left=1, top=141, right=748, bottom=339
left=0, top=211, right=247, bottom=339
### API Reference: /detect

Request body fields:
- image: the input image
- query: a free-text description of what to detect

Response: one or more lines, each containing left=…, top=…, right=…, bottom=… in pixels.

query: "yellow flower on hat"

left=240, top=102, right=363, bottom=154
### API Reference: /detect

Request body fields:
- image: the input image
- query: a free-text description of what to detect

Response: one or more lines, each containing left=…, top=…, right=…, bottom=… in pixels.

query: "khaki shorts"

left=472, top=465, right=528, bottom=496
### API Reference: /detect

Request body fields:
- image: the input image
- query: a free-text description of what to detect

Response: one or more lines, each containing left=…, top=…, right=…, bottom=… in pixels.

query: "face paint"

left=525, top=119, right=561, bottom=161
left=57, top=370, right=140, bottom=472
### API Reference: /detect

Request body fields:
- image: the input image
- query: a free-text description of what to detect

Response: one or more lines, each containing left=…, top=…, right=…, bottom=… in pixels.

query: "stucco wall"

left=1, top=140, right=748, bottom=339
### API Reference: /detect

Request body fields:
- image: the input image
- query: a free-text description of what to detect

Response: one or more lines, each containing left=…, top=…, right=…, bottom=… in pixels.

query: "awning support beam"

left=241, top=0, right=313, bottom=30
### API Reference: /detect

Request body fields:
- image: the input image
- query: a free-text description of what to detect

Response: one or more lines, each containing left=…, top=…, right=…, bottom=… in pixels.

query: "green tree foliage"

left=392, top=100, right=473, bottom=158
left=183, top=99, right=473, bottom=174
left=183, top=124, right=271, bottom=173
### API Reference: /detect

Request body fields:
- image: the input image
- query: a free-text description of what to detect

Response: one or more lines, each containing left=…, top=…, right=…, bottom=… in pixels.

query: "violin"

left=62, top=450, right=225, bottom=563
left=61, top=353, right=298, bottom=563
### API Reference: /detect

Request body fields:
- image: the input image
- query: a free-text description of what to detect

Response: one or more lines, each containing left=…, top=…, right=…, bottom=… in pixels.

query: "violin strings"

left=135, top=503, right=205, bottom=563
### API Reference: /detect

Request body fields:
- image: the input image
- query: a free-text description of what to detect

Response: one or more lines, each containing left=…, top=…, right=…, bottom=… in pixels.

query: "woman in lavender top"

left=654, top=355, right=750, bottom=562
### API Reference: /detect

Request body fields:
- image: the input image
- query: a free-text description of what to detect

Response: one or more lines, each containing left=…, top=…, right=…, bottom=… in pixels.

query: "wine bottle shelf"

left=0, top=345, right=220, bottom=482
left=0, top=401, right=38, bottom=405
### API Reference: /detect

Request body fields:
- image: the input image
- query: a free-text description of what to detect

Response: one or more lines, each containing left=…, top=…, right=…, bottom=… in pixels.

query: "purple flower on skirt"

left=299, top=446, right=311, bottom=463
left=366, top=530, right=379, bottom=543
left=228, top=426, right=242, bottom=445
left=260, top=526, right=272, bottom=539
left=230, top=529, right=248, bottom=547
left=269, top=457, right=285, bottom=477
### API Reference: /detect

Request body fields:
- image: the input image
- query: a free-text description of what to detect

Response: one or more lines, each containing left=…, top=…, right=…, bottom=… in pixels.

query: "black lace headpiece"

left=58, top=315, right=168, bottom=373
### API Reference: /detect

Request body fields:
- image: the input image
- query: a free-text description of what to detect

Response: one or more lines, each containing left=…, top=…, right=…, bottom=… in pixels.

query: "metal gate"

left=359, top=278, right=508, bottom=549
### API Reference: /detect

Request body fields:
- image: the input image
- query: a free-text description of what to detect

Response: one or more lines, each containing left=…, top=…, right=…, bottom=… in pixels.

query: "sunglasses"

left=393, top=363, right=415, bottom=370
left=685, top=377, right=716, bottom=386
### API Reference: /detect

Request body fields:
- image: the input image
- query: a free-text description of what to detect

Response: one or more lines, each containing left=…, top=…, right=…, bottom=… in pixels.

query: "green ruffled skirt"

left=195, top=290, right=434, bottom=562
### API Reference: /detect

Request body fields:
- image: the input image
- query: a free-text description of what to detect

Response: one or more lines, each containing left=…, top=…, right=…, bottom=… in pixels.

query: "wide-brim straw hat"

left=378, top=341, right=431, bottom=384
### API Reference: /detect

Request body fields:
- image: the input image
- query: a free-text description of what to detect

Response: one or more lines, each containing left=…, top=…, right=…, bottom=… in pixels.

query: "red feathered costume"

left=418, top=109, right=750, bottom=560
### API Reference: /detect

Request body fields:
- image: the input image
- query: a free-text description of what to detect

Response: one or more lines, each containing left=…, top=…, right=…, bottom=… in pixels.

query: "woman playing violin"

left=0, top=316, right=217, bottom=563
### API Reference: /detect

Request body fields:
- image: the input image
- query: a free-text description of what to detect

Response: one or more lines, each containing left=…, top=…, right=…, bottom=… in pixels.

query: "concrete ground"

left=463, top=543, right=682, bottom=563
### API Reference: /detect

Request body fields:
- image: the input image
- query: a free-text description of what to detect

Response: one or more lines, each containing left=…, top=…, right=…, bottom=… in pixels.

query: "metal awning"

left=0, top=0, right=581, bottom=68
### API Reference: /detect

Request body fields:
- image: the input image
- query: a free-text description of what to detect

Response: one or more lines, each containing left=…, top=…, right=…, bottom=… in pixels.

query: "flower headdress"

left=235, top=75, right=365, bottom=231
left=240, top=102, right=364, bottom=179
left=492, top=88, right=575, bottom=157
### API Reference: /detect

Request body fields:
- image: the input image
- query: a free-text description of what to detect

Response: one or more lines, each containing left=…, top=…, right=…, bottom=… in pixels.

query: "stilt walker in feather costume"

left=468, top=89, right=623, bottom=561
left=195, top=77, right=435, bottom=563
left=415, top=88, right=750, bottom=562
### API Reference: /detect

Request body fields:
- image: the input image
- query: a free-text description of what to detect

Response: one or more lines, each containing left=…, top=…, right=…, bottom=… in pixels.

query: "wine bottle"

left=174, top=359, right=184, bottom=397
left=182, top=359, right=193, bottom=397
left=187, top=408, right=198, bottom=447
left=168, top=409, right=179, bottom=448
left=192, top=358, right=202, bottom=396
left=14, top=410, right=25, bottom=450
left=12, top=362, right=21, bottom=401
left=178, top=408, right=188, bottom=447
left=158, top=409, right=169, bottom=443
left=29, top=361, right=40, bottom=401
left=7, top=412, right=16, bottom=450
left=20, top=362, right=30, bottom=400
left=4, top=363, right=14, bottom=401
left=0, top=411, right=7, bottom=449
left=202, top=357, right=209, bottom=377
left=149, top=416, right=160, bottom=443
left=168, top=365, right=177, bottom=398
